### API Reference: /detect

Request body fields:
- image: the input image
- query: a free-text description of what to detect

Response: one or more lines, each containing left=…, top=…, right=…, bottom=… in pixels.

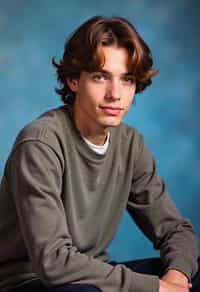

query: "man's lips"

left=100, top=106, right=123, bottom=116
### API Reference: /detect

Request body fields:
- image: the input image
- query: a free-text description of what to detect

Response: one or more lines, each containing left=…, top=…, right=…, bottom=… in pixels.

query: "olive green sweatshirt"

left=0, top=106, right=198, bottom=292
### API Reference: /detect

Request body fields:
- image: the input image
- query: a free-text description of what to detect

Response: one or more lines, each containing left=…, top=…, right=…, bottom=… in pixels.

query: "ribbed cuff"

left=164, top=257, right=197, bottom=281
left=130, top=271, right=159, bottom=292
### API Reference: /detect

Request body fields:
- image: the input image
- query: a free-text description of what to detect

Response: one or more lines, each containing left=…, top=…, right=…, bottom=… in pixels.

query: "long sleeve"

left=127, top=134, right=198, bottom=280
left=7, top=140, right=159, bottom=292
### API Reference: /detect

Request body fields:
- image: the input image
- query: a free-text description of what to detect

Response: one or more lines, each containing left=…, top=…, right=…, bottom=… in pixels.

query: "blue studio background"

left=0, top=1, right=200, bottom=261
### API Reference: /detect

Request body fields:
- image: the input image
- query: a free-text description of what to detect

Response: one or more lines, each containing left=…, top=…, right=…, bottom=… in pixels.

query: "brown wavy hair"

left=52, top=16, right=158, bottom=104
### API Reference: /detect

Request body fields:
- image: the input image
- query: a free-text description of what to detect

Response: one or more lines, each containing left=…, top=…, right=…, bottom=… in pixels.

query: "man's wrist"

left=161, top=268, right=189, bottom=287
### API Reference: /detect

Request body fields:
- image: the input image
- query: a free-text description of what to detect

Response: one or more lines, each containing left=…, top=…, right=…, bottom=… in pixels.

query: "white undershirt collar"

left=82, top=132, right=110, bottom=155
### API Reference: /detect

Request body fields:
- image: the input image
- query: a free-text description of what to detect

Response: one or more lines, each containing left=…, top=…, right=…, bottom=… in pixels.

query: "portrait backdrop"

left=0, top=0, right=199, bottom=261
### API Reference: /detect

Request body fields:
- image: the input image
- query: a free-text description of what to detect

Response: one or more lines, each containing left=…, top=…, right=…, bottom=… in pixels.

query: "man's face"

left=67, top=46, right=136, bottom=135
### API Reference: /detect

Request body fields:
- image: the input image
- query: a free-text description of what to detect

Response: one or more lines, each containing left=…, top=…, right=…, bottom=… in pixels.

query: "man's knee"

left=77, top=285, right=100, bottom=292
left=49, top=284, right=101, bottom=292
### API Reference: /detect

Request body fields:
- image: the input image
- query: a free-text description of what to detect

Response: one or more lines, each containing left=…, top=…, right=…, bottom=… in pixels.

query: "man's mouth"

left=100, top=106, right=123, bottom=116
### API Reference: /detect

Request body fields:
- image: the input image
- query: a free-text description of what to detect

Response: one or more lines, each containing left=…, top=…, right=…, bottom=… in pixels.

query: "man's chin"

left=102, top=120, right=121, bottom=128
left=99, top=116, right=122, bottom=130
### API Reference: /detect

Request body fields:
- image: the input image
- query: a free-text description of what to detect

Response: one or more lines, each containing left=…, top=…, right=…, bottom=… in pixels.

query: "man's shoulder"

left=111, top=122, right=144, bottom=156
left=116, top=122, right=143, bottom=142
left=12, top=105, right=70, bottom=152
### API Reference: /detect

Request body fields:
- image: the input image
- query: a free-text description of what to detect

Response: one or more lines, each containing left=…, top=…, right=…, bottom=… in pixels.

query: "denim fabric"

left=10, top=280, right=100, bottom=292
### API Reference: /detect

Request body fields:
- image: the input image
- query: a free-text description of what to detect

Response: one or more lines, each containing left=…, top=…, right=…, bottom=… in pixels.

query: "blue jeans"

left=10, top=257, right=200, bottom=291
left=10, top=281, right=100, bottom=292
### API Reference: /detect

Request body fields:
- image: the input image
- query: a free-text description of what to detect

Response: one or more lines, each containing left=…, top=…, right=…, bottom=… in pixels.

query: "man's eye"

left=123, top=76, right=136, bottom=85
left=92, top=73, right=107, bottom=82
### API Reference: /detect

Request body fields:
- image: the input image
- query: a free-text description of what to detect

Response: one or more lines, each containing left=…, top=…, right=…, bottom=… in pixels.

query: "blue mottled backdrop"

left=0, top=0, right=199, bottom=261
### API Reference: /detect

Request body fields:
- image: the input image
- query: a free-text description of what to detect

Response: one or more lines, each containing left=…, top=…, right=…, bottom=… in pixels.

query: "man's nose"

left=106, top=79, right=121, bottom=100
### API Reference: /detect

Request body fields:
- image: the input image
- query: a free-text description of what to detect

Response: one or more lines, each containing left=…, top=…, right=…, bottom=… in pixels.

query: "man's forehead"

left=99, top=46, right=131, bottom=74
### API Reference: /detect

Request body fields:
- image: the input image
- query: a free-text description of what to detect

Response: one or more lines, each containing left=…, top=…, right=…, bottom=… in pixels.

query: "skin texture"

left=67, top=46, right=136, bottom=145
left=160, top=269, right=191, bottom=292
left=67, top=45, right=191, bottom=291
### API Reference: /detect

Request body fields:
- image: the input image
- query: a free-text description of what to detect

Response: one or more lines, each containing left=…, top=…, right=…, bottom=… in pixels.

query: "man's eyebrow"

left=95, top=69, right=110, bottom=75
left=124, top=73, right=135, bottom=76
left=94, top=70, right=134, bottom=76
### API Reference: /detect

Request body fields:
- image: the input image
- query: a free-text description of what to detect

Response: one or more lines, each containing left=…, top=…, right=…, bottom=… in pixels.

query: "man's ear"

left=66, top=78, right=78, bottom=92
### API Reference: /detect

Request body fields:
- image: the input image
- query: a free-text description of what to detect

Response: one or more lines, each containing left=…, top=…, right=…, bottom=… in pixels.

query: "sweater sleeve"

left=8, top=140, right=159, bottom=292
left=127, top=133, right=198, bottom=280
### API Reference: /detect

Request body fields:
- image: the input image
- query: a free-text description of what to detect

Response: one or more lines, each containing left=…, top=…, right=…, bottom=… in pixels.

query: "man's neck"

left=77, top=123, right=109, bottom=145
left=69, top=105, right=109, bottom=146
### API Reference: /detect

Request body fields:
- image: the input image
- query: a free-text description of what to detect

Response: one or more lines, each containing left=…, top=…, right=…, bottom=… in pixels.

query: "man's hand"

left=159, top=269, right=192, bottom=292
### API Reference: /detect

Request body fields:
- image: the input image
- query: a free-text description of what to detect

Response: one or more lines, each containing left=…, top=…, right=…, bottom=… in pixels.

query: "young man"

left=0, top=16, right=199, bottom=292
